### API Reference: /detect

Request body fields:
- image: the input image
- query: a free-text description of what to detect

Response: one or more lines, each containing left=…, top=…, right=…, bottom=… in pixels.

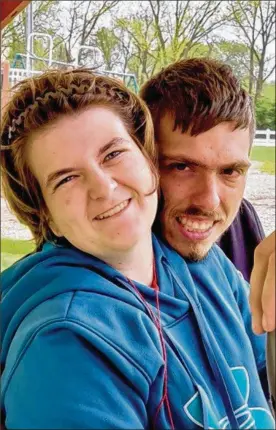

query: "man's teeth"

left=179, top=216, right=213, bottom=231
left=96, top=200, right=129, bottom=220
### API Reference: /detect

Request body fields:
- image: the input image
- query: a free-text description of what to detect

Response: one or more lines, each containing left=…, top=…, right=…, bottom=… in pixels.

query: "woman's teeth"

left=178, top=216, right=213, bottom=232
left=96, top=200, right=129, bottom=220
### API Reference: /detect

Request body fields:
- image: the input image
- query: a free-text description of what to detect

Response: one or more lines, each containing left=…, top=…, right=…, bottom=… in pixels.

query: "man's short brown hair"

left=140, top=58, right=255, bottom=144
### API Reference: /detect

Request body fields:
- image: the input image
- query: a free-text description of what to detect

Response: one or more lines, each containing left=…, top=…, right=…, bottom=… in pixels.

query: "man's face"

left=158, top=116, right=251, bottom=260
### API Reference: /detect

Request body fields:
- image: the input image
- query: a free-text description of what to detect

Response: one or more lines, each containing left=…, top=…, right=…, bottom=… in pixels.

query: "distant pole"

left=1, top=61, right=10, bottom=110
left=26, top=2, right=33, bottom=71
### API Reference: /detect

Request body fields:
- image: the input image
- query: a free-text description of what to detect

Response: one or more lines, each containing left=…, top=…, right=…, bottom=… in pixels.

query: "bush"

left=255, top=97, right=276, bottom=130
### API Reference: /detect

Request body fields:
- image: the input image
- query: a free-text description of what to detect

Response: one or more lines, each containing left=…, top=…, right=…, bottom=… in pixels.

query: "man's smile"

left=176, top=216, right=220, bottom=241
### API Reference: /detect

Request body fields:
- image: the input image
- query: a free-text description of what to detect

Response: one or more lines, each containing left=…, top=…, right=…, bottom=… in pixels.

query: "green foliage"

left=5, top=12, right=26, bottom=62
left=262, top=83, right=276, bottom=103
left=211, top=40, right=251, bottom=84
left=2, top=0, right=275, bottom=116
left=255, top=95, right=276, bottom=129
left=95, top=28, right=120, bottom=69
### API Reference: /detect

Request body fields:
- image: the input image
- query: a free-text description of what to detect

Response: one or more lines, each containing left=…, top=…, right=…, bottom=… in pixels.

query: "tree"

left=57, top=0, right=119, bottom=65
left=116, top=6, right=159, bottom=85
left=255, top=82, right=276, bottom=129
left=93, top=27, right=120, bottom=70
left=1, top=0, right=119, bottom=69
left=255, top=96, right=276, bottom=129
left=1, top=14, right=25, bottom=60
left=1, top=1, right=65, bottom=68
left=114, top=0, right=229, bottom=85
left=148, top=0, right=229, bottom=63
left=229, top=0, right=276, bottom=102
left=210, top=40, right=256, bottom=86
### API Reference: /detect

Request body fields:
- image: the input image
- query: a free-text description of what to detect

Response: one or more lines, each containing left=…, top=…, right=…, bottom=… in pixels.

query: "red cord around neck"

left=127, top=261, right=175, bottom=430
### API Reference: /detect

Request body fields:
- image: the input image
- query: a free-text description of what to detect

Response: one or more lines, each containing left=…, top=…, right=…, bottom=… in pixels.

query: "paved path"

left=244, top=161, right=275, bottom=236
left=1, top=162, right=275, bottom=240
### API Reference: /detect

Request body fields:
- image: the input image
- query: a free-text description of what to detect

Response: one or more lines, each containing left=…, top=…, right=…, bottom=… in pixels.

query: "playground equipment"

left=1, top=32, right=139, bottom=106
left=24, top=32, right=106, bottom=72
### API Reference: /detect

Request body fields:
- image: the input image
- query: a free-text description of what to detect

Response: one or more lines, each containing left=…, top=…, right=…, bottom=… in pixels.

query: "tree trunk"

left=255, top=55, right=265, bottom=102
left=248, top=44, right=255, bottom=96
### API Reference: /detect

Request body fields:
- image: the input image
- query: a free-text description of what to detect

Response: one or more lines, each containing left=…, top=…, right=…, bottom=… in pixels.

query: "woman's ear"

left=49, top=219, right=62, bottom=237
left=41, top=206, right=62, bottom=239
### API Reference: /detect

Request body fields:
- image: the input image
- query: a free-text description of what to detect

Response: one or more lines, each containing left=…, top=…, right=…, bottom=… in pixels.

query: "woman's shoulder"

left=2, top=261, right=163, bottom=385
left=2, top=287, right=163, bottom=402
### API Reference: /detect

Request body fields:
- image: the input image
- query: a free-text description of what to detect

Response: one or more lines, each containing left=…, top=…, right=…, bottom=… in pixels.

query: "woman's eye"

left=55, top=175, right=77, bottom=190
left=104, top=151, right=122, bottom=162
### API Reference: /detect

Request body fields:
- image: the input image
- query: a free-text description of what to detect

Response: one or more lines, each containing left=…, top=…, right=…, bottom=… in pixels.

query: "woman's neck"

left=103, top=233, right=154, bottom=286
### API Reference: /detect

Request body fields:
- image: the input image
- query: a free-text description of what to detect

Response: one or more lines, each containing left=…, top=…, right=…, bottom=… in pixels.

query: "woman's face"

left=27, top=107, right=158, bottom=259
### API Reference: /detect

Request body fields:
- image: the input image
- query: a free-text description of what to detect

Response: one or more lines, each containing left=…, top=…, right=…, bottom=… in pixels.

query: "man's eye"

left=104, top=151, right=122, bottom=162
left=169, top=163, right=189, bottom=171
left=223, top=168, right=242, bottom=177
left=55, top=175, right=77, bottom=190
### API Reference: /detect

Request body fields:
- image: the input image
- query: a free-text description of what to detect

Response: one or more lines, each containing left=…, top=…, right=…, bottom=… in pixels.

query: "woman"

left=1, top=69, right=274, bottom=429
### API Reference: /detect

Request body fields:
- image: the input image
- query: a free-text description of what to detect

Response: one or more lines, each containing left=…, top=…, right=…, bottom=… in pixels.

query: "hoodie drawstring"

left=127, top=262, right=175, bottom=430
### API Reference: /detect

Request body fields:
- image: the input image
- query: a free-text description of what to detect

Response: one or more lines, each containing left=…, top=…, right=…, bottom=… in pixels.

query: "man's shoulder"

left=154, top=235, right=240, bottom=286
left=153, top=234, right=235, bottom=269
left=210, top=244, right=245, bottom=279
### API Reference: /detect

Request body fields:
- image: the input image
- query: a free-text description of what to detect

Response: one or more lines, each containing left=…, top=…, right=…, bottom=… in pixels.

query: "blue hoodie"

left=1, top=235, right=274, bottom=429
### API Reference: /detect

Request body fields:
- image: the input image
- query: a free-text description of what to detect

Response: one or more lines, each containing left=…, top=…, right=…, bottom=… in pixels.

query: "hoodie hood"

left=1, top=235, right=189, bottom=367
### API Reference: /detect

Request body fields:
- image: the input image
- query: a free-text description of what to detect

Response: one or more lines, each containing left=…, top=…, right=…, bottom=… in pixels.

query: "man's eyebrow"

left=159, top=154, right=251, bottom=170
left=159, top=154, right=205, bottom=168
left=220, top=161, right=252, bottom=171
left=46, top=137, right=127, bottom=189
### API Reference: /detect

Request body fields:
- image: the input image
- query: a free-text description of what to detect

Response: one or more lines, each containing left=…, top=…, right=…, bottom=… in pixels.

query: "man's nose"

left=87, top=169, right=117, bottom=200
left=191, top=174, right=220, bottom=211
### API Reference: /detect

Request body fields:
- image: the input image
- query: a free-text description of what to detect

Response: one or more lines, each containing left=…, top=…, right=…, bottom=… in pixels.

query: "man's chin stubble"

left=178, top=243, right=210, bottom=262
left=162, top=227, right=211, bottom=262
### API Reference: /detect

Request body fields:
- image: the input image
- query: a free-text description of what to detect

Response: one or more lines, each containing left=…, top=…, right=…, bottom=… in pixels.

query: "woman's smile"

left=94, top=198, right=131, bottom=220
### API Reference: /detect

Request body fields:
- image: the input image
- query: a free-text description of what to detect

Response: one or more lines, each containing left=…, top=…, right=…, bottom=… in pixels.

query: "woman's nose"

left=87, top=169, right=117, bottom=200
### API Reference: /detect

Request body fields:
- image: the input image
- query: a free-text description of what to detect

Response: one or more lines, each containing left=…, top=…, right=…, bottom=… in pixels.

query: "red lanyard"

left=127, top=261, right=175, bottom=429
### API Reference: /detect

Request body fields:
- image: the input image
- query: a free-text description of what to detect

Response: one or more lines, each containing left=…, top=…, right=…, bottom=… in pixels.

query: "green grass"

left=1, top=238, right=36, bottom=272
left=260, top=160, right=275, bottom=175
left=250, top=146, right=275, bottom=175
left=250, top=146, right=275, bottom=162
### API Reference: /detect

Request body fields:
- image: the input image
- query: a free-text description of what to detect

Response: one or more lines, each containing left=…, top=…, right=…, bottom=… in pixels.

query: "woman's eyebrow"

left=97, top=137, right=126, bottom=157
left=46, top=167, right=75, bottom=189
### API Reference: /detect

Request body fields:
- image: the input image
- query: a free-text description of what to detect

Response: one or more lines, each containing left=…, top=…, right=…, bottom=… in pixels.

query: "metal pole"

left=26, top=2, right=33, bottom=72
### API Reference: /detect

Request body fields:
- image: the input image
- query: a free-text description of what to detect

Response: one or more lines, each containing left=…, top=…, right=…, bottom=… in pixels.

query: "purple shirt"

left=217, top=198, right=265, bottom=282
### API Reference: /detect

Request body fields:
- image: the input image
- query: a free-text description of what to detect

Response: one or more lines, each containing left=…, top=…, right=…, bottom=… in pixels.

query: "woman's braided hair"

left=1, top=68, right=158, bottom=249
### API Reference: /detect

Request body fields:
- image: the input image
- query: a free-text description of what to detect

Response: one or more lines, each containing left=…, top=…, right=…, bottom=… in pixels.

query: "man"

left=140, top=57, right=275, bottom=404
left=140, top=58, right=274, bottom=323
left=141, top=58, right=260, bottom=266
